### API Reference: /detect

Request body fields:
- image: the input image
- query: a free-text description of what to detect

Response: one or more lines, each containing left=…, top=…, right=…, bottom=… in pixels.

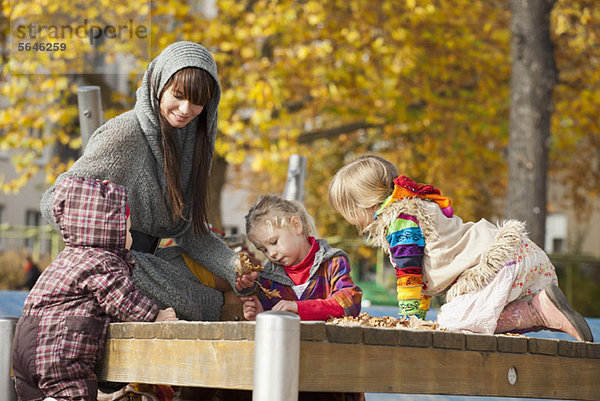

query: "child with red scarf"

left=240, top=194, right=362, bottom=322
left=328, top=154, right=593, bottom=342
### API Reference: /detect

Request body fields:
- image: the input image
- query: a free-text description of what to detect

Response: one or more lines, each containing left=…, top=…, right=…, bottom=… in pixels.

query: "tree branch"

left=297, top=121, right=384, bottom=143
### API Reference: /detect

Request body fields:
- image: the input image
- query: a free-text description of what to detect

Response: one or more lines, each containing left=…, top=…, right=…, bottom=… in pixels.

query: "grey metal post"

left=77, top=86, right=103, bottom=152
left=253, top=311, right=300, bottom=401
left=282, top=155, right=307, bottom=202
left=0, top=317, right=18, bottom=401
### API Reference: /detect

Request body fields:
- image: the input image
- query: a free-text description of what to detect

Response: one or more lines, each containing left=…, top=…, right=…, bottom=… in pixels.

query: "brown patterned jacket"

left=12, top=177, right=158, bottom=401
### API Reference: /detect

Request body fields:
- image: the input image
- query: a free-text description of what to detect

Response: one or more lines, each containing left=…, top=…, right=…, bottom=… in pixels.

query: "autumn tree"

left=189, top=0, right=513, bottom=237
left=1, top=0, right=599, bottom=255
left=1, top=0, right=151, bottom=189
left=505, top=0, right=557, bottom=247
left=550, top=1, right=600, bottom=218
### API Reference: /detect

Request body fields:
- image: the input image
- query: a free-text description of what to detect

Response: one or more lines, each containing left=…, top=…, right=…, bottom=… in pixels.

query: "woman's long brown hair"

left=158, top=67, right=217, bottom=234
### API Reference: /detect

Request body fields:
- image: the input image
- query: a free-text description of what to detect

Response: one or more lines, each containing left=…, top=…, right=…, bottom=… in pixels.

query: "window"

left=545, top=213, right=567, bottom=254
left=552, top=238, right=565, bottom=254
left=223, top=225, right=239, bottom=236
left=25, top=209, right=42, bottom=251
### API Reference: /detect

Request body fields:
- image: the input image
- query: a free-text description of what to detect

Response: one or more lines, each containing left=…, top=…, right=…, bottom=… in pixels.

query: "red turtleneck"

left=284, top=237, right=319, bottom=285
left=285, top=237, right=344, bottom=320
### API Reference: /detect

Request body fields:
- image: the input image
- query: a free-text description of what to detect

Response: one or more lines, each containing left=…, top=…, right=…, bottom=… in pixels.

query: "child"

left=21, top=255, right=41, bottom=290
left=240, top=194, right=362, bottom=322
left=328, top=154, right=593, bottom=342
left=12, top=177, right=178, bottom=401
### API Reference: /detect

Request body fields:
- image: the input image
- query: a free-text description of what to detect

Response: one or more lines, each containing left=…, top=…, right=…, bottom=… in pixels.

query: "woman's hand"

left=235, top=270, right=259, bottom=292
left=155, top=307, right=178, bottom=322
left=271, top=300, right=298, bottom=314
left=240, top=295, right=263, bottom=321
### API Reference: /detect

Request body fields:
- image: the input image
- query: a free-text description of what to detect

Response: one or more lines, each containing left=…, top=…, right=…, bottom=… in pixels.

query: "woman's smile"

left=171, top=112, right=190, bottom=123
left=160, top=87, right=205, bottom=128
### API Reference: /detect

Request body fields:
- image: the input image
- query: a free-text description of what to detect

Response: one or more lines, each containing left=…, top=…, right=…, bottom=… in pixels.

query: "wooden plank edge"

left=98, top=338, right=600, bottom=400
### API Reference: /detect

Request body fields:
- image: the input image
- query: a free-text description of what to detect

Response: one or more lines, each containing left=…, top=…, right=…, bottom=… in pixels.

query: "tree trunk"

left=506, top=0, right=557, bottom=247
left=208, top=155, right=228, bottom=230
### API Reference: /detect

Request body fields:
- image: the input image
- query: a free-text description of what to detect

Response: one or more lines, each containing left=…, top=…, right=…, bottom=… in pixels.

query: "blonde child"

left=12, top=177, right=178, bottom=401
left=328, top=154, right=593, bottom=341
left=240, top=194, right=362, bottom=322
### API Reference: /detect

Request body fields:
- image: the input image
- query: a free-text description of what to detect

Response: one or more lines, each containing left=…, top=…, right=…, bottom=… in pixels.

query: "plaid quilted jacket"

left=13, top=177, right=158, bottom=400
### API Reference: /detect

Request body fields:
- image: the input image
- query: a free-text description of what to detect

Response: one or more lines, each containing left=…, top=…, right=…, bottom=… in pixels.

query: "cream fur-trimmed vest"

left=364, top=197, right=527, bottom=301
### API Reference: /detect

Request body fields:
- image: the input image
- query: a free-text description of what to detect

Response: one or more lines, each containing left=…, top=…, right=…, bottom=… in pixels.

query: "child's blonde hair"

left=245, top=194, right=318, bottom=241
left=328, top=154, right=398, bottom=226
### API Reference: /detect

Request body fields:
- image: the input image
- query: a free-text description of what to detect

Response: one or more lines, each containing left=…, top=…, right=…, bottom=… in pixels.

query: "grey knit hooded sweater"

left=40, top=41, right=239, bottom=321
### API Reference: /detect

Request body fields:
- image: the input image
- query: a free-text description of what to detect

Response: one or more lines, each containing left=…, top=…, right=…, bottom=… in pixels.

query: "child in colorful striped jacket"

left=240, top=194, right=362, bottom=322
left=328, top=154, right=593, bottom=342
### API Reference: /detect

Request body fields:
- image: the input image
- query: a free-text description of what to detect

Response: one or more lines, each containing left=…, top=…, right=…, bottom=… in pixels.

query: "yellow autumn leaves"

left=0, top=0, right=598, bottom=231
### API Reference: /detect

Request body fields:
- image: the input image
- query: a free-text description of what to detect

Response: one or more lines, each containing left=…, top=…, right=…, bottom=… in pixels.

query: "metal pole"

left=282, top=155, right=307, bottom=202
left=77, top=86, right=103, bottom=152
left=253, top=311, right=300, bottom=401
left=0, top=317, right=18, bottom=401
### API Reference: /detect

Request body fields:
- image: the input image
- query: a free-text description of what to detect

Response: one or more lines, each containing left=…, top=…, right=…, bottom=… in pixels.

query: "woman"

left=40, top=41, right=255, bottom=321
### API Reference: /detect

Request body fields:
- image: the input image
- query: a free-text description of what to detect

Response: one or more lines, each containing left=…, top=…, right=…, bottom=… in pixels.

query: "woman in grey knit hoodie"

left=40, top=41, right=256, bottom=321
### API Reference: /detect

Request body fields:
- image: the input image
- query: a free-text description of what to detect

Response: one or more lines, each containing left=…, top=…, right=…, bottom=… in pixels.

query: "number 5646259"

left=17, top=42, right=66, bottom=51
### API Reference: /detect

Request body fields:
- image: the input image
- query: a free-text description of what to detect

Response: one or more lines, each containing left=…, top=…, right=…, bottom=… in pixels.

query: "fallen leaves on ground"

left=328, top=312, right=441, bottom=330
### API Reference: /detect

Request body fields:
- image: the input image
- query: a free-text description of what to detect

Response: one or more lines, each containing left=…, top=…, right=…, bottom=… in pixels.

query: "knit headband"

left=377, top=175, right=454, bottom=218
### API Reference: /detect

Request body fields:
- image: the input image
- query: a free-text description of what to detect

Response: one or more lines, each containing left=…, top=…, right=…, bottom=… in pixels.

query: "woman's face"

left=159, top=85, right=205, bottom=128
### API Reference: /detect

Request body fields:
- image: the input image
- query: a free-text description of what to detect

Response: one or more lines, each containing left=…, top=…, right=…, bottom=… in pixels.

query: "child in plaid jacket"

left=12, top=177, right=177, bottom=401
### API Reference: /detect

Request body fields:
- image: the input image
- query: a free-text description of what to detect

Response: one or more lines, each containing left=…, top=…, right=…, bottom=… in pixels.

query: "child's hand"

left=240, top=295, right=263, bottom=321
left=155, top=307, right=178, bottom=322
left=272, top=300, right=298, bottom=314
left=235, top=252, right=263, bottom=291
left=235, top=270, right=259, bottom=291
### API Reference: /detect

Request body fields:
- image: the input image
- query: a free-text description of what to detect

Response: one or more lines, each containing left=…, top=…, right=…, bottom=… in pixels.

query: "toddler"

left=328, top=154, right=593, bottom=341
left=240, top=194, right=362, bottom=322
left=12, top=177, right=177, bottom=401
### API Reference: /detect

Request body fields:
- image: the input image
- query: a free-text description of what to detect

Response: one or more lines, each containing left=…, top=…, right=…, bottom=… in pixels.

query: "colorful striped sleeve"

left=328, top=256, right=362, bottom=318
left=296, top=255, right=362, bottom=320
left=386, top=213, right=430, bottom=320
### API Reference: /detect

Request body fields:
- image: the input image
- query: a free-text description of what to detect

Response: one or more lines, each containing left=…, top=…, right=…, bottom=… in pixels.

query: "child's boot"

left=495, top=298, right=541, bottom=334
left=495, top=284, right=593, bottom=342
left=531, top=284, right=593, bottom=342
